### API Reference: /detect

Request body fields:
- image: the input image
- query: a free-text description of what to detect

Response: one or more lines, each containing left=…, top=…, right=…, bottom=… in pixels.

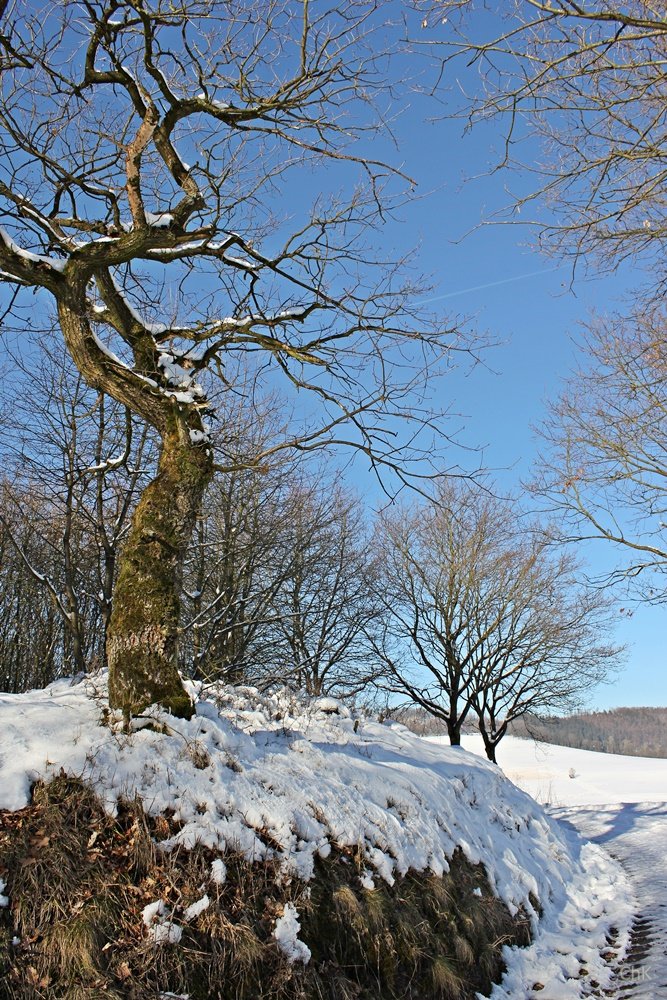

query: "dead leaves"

left=19, top=830, right=51, bottom=867
left=26, top=965, right=51, bottom=989
left=116, top=959, right=132, bottom=981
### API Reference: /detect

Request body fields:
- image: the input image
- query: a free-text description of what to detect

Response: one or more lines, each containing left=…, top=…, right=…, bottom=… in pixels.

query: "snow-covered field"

left=0, top=677, right=641, bottom=997
left=457, top=733, right=667, bottom=807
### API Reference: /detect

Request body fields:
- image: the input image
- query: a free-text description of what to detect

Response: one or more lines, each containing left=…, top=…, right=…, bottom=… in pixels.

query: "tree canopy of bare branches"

left=266, top=480, right=383, bottom=699
left=532, top=306, right=667, bottom=603
left=0, top=1, right=465, bottom=719
left=374, top=481, right=620, bottom=760
left=180, top=392, right=304, bottom=685
left=427, top=1, right=667, bottom=291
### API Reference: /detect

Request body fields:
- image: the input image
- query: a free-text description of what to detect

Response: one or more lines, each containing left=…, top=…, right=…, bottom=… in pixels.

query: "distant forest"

left=396, top=706, right=667, bottom=759
left=510, top=708, right=667, bottom=759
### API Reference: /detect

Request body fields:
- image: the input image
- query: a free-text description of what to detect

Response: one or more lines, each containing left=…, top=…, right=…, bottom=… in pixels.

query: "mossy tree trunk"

left=107, top=428, right=214, bottom=720
left=55, top=293, right=215, bottom=721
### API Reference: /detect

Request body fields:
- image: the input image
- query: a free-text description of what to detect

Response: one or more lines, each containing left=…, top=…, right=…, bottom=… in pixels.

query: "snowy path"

left=554, top=803, right=667, bottom=999
left=448, top=735, right=667, bottom=999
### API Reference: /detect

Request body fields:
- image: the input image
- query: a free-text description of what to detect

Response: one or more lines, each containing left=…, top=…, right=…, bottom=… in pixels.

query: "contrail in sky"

left=416, top=264, right=566, bottom=305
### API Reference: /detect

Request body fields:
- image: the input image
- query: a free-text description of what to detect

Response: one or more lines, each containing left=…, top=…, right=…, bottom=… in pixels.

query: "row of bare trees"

left=0, top=337, right=621, bottom=760
left=0, top=343, right=382, bottom=700
left=0, top=464, right=381, bottom=701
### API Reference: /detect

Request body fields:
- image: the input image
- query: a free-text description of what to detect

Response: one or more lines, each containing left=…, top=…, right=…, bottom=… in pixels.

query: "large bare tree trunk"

left=106, top=431, right=213, bottom=720
left=447, top=719, right=462, bottom=747
left=56, top=287, right=215, bottom=720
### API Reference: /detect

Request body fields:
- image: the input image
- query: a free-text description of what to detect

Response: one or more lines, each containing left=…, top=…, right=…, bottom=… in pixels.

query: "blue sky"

left=0, top=4, right=661, bottom=710
left=337, top=43, right=664, bottom=711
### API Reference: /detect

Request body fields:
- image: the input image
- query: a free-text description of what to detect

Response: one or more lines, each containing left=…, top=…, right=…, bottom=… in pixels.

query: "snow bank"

left=0, top=675, right=634, bottom=996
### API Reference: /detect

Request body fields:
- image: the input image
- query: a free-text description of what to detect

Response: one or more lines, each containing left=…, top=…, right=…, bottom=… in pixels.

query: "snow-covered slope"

left=446, top=733, right=667, bottom=998
left=456, top=733, right=667, bottom=806
left=0, top=676, right=636, bottom=997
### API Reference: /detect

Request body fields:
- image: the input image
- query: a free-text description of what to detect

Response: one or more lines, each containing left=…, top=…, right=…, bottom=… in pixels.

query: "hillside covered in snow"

left=454, top=732, right=667, bottom=807
left=0, top=674, right=638, bottom=999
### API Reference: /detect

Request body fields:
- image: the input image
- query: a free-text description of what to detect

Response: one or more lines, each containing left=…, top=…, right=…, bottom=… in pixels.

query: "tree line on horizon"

left=393, top=706, right=667, bottom=760
left=510, top=709, right=667, bottom=761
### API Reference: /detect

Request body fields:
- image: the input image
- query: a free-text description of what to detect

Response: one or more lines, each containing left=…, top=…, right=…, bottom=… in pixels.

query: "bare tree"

left=426, top=1, right=667, bottom=290
left=469, top=550, right=619, bottom=763
left=531, top=306, right=667, bottom=603
left=374, top=481, right=620, bottom=760
left=181, top=401, right=383, bottom=695
left=0, top=336, right=155, bottom=674
left=181, top=391, right=302, bottom=685
left=0, top=507, right=63, bottom=692
left=372, top=483, right=500, bottom=747
left=266, top=479, right=383, bottom=698
left=0, top=2, right=467, bottom=719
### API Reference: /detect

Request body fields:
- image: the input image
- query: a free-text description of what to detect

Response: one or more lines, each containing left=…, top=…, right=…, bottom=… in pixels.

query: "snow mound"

left=0, top=674, right=634, bottom=996
left=273, top=902, right=311, bottom=964
left=142, top=900, right=182, bottom=945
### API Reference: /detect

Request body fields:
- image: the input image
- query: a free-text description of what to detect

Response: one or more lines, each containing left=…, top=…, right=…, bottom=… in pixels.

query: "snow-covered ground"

left=555, top=803, right=667, bottom=999
left=458, top=733, right=667, bottom=807
left=0, top=677, right=639, bottom=997
left=450, top=734, right=667, bottom=997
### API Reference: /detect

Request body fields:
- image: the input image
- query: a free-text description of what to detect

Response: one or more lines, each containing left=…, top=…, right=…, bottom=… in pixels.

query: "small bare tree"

left=266, top=480, right=383, bottom=699
left=372, top=483, right=500, bottom=747
left=0, top=1, right=466, bottom=719
left=531, top=306, right=667, bottom=603
left=374, top=481, right=620, bottom=760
